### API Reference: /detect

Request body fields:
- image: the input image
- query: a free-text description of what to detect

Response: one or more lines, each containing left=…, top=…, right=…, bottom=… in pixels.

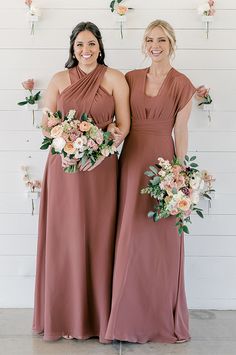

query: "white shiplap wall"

left=0, top=0, right=235, bottom=309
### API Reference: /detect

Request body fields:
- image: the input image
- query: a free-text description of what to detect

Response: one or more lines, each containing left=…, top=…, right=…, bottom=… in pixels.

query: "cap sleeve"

left=176, top=75, right=196, bottom=112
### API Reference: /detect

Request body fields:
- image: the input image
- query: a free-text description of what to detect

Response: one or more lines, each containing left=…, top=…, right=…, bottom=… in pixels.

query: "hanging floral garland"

left=197, top=0, right=216, bottom=39
left=21, top=166, right=41, bottom=215
left=195, top=85, right=214, bottom=124
left=110, top=0, right=132, bottom=39
left=17, top=79, right=41, bottom=126
left=24, top=0, right=41, bottom=35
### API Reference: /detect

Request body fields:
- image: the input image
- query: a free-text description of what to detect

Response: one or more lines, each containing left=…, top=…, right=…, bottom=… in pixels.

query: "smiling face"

left=145, top=26, right=171, bottom=64
left=73, top=30, right=100, bottom=68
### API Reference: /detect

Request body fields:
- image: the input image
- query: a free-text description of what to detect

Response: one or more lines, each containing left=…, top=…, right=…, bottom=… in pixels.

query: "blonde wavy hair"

left=142, top=19, right=176, bottom=58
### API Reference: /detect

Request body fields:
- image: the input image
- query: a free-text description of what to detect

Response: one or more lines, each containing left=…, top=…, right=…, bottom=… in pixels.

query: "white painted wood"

left=190, top=215, right=236, bottom=236
left=0, top=256, right=36, bottom=276
left=0, top=277, right=34, bottom=308
left=0, top=0, right=235, bottom=310
left=1, top=29, right=236, bottom=50
left=186, top=257, right=236, bottom=309
left=185, top=236, right=236, bottom=257
left=0, top=0, right=235, bottom=10
left=0, top=193, right=40, bottom=214
left=0, top=236, right=37, bottom=255
left=0, top=9, right=236, bottom=29
left=0, top=214, right=38, bottom=235
left=0, top=152, right=47, bottom=173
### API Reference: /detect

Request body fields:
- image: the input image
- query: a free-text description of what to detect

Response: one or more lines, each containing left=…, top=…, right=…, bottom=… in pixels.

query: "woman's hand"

left=78, top=156, right=105, bottom=172
left=107, top=123, right=124, bottom=147
left=61, top=155, right=78, bottom=168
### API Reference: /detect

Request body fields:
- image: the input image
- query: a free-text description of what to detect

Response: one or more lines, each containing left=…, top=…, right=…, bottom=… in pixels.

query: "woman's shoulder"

left=51, top=69, right=69, bottom=83
left=171, top=68, right=194, bottom=86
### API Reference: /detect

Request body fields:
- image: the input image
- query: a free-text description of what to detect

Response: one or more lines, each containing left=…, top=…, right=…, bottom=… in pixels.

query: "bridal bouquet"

left=40, top=109, right=117, bottom=173
left=141, top=155, right=215, bottom=235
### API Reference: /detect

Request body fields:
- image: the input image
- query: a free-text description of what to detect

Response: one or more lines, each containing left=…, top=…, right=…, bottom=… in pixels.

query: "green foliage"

left=40, top=137, right=53, bottom=150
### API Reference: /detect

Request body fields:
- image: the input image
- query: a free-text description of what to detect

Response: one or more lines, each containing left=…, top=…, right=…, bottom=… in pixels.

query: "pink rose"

left=50, top=125, right=63, bottom=138
left=87, top=139, right=98, bottom=151
left=208, top=0, right=215, bottom=6
left=47, top=117, right=58, bottom=128
left=116, top=5, right=128, bottom=15
left=79, top=121, right=91, bottom=132
left=64, top=142, right=76, bottom=155
left=195, top=85, right=209, bottom=99
left=177, top=198, right=191, bottom=212
left=95, top=131, right=104, bottom=145
left=22, top=79, right=34, bottom=91
left=170, top=208, right=179, bottom=216
left=25, top=0, right=32, bottom=7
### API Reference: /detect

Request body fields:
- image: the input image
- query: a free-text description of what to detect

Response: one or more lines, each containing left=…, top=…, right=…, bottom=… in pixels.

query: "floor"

left=0, top=310, right=236, bottom=355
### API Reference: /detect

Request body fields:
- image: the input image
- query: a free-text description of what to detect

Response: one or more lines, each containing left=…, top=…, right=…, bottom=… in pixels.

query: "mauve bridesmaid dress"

left=106, top=68, right=196, bottom=343
left=33, top=64, right=118, bottom=343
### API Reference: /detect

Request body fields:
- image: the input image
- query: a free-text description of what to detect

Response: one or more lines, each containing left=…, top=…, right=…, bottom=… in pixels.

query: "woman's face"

left=145, top=26, right=171, bottom=64
left=73, top=30, right=100, bottom=66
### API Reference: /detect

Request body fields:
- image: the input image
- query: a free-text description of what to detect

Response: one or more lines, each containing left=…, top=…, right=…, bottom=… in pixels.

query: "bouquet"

left=141, top=155, right=215, bottom=235
left=40, top=109, right=117, bottom=173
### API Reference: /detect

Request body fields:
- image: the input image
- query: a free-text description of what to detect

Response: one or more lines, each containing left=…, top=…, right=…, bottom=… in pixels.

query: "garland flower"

left=17, top=79, right=41, bottom=126
left=110, top=0, right=130, bottom=39
left=195, top=85, right=213, bottom=122
left=197, top=0, right=216, bottom=38
left=21, top=165, right=41, bottom=215
left=141, top=155, right=215, bottom=235
left=25, top=0, right=41, bottom=35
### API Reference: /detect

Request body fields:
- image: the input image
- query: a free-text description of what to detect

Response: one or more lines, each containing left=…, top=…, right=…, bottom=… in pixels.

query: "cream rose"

left=52, top=137, right=66, bottom=152
left=50, top=125, right=63, bottom=138
left=64, top=142, right=76, bottom=155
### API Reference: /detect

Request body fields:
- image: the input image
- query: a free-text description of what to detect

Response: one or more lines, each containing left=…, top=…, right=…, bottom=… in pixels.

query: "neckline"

left=144, top=67, right=173, bottom=98
left=76, top=64, right=100, bottom=77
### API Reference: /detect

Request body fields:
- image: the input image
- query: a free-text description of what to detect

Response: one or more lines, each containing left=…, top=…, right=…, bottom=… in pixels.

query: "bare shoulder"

left=48, top=69, right=70, bottom=92
left=105, top=67, right=126, bottom=83
left=51, top=69, right=69, bottom=84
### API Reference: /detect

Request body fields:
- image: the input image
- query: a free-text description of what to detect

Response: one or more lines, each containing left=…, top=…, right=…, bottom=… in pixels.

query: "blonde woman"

left=106, top=20, right=196, bottom=343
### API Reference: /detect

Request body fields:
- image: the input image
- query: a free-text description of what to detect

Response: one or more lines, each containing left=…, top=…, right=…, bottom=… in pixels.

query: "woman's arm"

left=174, top=99, right=193, bottom=162
left=107, top=69, right=130, bottom=147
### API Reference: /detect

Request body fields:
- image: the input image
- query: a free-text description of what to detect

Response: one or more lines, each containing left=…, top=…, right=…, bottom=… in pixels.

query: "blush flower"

left=80, top=121, right=92, bottom=132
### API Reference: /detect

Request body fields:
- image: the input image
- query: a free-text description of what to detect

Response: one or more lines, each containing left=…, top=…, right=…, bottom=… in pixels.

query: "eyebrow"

left=75, top=40, right=96, bottom=43
left=146, top=36, right=166, bottom=40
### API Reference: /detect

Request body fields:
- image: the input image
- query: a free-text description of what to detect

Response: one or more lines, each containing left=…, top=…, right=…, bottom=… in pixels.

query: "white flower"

left=190, top=173, right=203, bottom=190
left=191, top=191, right=200, bottom=204
left=101, top=147, right=110, bottom=157
left=29, top=6, right=41, bottom=17
left=198, top=3, right=210, bottom=15
left=52, top=137, right=66, bottom=152
left=67, top=109, right=76, bottom=121
left=74, top=151, right=84, bottom=159
left=74, top=137, right=84, bottom=151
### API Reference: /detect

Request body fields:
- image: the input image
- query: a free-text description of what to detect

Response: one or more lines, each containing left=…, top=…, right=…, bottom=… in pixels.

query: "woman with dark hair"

left=32, top=22, right=130, bottom=343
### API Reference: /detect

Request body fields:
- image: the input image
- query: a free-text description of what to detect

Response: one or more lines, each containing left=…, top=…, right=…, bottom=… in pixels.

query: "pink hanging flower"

left=25, top=0, right=32, bottom=8
left=22, top=79, right=34, bottom=91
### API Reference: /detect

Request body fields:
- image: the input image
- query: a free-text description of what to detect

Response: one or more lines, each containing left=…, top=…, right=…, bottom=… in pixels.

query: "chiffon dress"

left=106, top=68, right=196, bottom=343
left=33, top=64, right=118, bottom=343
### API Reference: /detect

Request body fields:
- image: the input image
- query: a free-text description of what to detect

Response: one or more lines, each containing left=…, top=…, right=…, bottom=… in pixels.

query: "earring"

left=72, top=54, right=75, bottom=59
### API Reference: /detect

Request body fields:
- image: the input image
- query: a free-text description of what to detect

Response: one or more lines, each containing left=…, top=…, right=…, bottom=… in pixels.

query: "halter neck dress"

left=33, top=64, right=118, bottom=343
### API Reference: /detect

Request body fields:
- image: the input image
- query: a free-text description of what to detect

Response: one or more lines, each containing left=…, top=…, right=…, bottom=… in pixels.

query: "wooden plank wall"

left=0, top=0, right=235, bottom=308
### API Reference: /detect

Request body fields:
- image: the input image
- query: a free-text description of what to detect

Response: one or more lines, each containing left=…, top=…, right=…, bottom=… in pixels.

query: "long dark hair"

left=65, top=22, right=106, bottom=68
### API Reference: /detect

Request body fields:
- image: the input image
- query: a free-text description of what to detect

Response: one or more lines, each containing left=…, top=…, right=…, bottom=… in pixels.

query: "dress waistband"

left=130, top=122, right=172, bottom=136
